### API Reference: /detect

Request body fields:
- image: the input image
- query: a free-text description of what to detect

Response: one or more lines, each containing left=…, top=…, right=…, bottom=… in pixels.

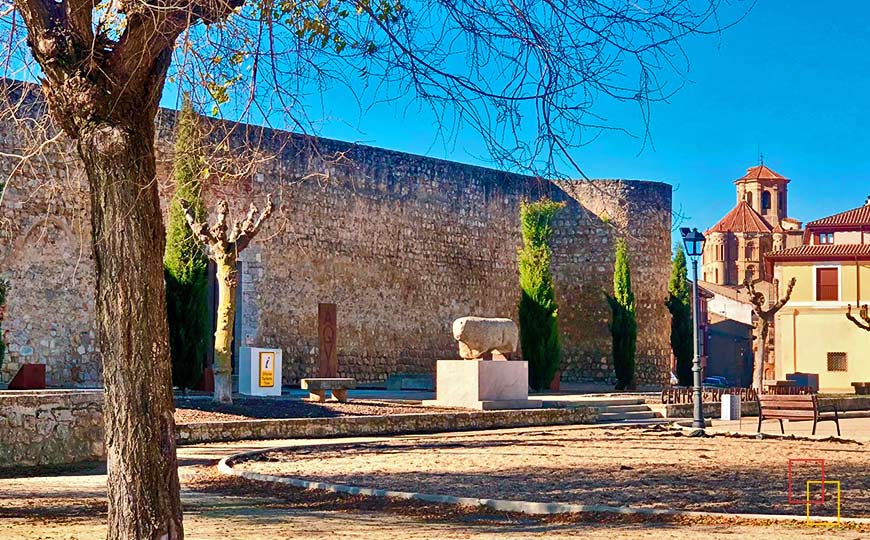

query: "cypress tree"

left=666, top=245, right=694, bottom=386
left=164, top=97, right=210, bottom=391
left=607, top=238, right=637, bottom=390
left=518, top=198, right=565, bottom=391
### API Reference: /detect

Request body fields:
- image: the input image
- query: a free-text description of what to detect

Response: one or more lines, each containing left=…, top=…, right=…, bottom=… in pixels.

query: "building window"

left=746, top=266, right=755, bottom=283
left=827, top=352, right=848, bottom=372
left=778, top=193, right=783, bottom=211
left=761, top=191, right=772, bottom=214
left=746, top=242, right=755, bottom=259
left=746, top=192, right=753, bottom=208
left=815, top=267, right=839, bottom=301
left=817, top=232, right=834, bottom=244
left=715, top=268, right=719, bottom=283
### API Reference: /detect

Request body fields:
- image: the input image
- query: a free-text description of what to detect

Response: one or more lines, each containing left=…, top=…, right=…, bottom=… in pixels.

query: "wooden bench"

left=756, top=394, right=840, bottom=436
left=300, top=378, right=357, bottom=402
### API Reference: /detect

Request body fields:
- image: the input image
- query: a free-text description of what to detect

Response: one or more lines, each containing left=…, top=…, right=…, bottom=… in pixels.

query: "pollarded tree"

left=182, top=196, right=273, bottom=404
left=745, top=277, right=796, bottom=390
left=1, top=0, right=749, bottom=537
left=608, top=239, right=637, bottom=390
left=666, top=245, right=693, bottom=386
left=518, top=198, right=565, bottom=391
left=165, top=97, right=210, bottom=392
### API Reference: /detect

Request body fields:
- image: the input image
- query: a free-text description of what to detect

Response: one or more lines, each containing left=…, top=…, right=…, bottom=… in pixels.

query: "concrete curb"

left=217, top=443, right=870, bottom=525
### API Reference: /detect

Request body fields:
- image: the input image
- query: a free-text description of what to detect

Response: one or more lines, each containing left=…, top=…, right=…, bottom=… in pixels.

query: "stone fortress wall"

left=0, top=87, right=673, bottom=388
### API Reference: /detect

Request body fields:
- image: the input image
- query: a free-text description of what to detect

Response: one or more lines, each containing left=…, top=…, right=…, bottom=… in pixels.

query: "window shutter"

left=815, top=268, right=839, bottom=301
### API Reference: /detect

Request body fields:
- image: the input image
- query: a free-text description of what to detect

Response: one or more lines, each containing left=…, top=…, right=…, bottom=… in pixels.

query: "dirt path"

left=236, top=426, right=870, bottom=517
left=1, top=427, right=867, bottom=539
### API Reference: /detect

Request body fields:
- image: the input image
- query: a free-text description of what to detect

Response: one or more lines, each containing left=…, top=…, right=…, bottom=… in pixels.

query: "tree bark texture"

left=78, top=121, right=183, bottom=540
left=213, top=253, right=238, bottom=404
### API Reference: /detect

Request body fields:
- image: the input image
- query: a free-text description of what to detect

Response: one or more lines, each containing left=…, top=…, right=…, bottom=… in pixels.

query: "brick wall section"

left=0, top=121, right=100, bottom=386
left=1, top=95, right=672, bottom=388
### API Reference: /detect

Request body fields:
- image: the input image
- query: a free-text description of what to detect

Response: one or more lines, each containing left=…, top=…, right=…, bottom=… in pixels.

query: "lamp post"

left=680, top=227, right=707, bottom=432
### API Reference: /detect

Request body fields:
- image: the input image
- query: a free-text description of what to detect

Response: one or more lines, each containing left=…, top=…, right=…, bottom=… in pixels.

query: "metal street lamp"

left=680, top=227, right=707, bottom=433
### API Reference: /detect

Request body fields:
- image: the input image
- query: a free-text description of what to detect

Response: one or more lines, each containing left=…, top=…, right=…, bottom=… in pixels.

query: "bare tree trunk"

left=752, top=323, right=769, bottom=391
left=78, top=122, right=183, bottom=540
left=214, top=256, right=238, bottom=404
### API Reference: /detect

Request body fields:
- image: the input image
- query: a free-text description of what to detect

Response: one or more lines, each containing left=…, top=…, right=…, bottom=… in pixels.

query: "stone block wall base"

left=423, top=398, right=543, bottom=410
left=422, top=359, right=541, bottom=410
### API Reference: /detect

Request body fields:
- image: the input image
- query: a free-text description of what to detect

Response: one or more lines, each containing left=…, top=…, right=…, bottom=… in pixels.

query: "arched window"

left=746, top=192, right=754, bottom=208
left=761, top=191, right=772, bottom=213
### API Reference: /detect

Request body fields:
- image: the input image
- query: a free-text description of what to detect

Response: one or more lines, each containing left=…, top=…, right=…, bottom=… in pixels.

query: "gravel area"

left=174, top=397, right=446, bottom=423
left=237, top=426, right=870, bottom=518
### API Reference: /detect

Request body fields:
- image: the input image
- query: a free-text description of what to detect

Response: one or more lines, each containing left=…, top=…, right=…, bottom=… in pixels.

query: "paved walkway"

left=2, top=426, right=868, bottom=538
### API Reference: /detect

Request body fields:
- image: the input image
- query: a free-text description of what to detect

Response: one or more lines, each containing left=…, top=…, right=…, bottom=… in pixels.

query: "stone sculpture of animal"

left=452, top=316, right=519, bottom=360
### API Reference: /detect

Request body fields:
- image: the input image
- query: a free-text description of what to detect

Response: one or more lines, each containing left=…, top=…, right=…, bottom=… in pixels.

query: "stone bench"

left=300, top=378, right=357, bottom=402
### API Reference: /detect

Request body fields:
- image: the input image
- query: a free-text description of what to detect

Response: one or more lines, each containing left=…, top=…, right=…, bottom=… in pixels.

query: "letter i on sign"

left=259, top=351, right=275, bottom=387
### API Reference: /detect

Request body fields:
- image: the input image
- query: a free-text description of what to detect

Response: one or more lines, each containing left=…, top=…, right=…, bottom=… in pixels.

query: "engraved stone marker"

left=318, top=303, right=338, bottom=377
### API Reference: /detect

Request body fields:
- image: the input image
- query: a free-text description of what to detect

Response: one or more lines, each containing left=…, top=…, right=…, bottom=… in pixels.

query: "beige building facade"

left=768, top=202, right=870, bottom=392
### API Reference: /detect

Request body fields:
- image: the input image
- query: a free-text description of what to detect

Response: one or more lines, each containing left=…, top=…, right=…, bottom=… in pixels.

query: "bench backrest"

left=758, top=394, right=817, bottom=419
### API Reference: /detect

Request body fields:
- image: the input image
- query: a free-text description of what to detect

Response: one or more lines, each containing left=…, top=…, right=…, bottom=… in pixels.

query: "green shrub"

left=164, top=97, right=210, bottom=391
left=518, top=198, right=565, bottom=391
left=607, top=238, right=637, bottom=390
left=666, top=245, right=693, bottom=386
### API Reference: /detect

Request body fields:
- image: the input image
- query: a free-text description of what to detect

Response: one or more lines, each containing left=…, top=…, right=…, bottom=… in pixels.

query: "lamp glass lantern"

left=680, top=227, right=706, bottom=257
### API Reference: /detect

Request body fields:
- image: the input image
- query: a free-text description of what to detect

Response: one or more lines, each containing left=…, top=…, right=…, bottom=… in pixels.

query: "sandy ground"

left=238, top=426, right=870, bottom=518
left=2, top=426, right=868, bottom=539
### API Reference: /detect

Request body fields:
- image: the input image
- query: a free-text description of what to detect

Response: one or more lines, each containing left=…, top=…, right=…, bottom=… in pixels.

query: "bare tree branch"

left=179, top=197, right=216, bottom=245
left=233, top=193, right=272, bottom=251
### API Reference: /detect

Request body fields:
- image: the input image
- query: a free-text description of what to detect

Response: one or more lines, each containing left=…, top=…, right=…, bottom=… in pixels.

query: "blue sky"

left=269, top=0, right=869, bottom=234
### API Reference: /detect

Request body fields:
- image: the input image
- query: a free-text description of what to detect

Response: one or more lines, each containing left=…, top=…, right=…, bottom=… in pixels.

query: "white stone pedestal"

left=423, top=360, right=542, bottom=410
left=721, top=393, right=741, bottom=421
left=238, top=347, right=283, bottom=396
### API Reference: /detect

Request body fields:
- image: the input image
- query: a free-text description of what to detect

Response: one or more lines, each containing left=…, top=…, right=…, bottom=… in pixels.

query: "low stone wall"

left=0, top=390, right=104, bottom=467
left=1, top=390, right=597, bottom=466
left=649, top=396, right=870, bottom=419
left=175, top=408, right=598, bottom=445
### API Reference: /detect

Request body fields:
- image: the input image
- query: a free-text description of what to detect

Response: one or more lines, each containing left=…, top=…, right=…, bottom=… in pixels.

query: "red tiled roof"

left=806, top=204, right=870, bottom=228
left=734, top=165, right=788, bottom=183
left=766, top=244, right=870, bottom=261
left=706, top=201, right=772, bottom=234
